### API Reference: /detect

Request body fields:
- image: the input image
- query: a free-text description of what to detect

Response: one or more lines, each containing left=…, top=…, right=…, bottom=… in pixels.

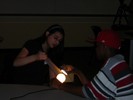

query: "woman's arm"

left=13, top=48, right=47, bottom=67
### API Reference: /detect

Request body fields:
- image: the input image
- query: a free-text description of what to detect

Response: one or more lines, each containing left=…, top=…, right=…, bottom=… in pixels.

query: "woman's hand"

left=35, top=51, right=48, bottom=61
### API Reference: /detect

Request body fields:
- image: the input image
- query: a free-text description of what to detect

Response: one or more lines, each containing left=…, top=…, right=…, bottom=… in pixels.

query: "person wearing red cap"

left=51, top=29, right=133, bottom=100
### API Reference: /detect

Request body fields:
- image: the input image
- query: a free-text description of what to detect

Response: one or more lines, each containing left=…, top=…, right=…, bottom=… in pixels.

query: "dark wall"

left=0, top=0, right=119, bottom=15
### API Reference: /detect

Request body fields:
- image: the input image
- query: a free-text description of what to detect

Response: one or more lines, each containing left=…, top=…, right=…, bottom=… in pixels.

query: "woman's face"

left=47, top=32, right=63, bottom=48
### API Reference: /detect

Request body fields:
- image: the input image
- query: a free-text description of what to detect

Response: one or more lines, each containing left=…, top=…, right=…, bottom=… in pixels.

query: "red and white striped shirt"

left=82, top=54, right=133, bottom=100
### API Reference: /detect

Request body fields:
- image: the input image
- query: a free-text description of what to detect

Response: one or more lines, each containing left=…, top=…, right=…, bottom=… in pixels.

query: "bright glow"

left=61, top=70, right=67, bottom=75
left=56, top=73, right=66, bottom=83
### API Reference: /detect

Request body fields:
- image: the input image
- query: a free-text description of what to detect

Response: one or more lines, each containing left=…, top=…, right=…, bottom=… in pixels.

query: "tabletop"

left=0, top=84, right=88, bottom=100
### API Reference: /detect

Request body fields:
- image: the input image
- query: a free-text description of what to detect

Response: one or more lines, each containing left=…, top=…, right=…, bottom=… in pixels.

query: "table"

left=0, top=84, right=88, bottom=100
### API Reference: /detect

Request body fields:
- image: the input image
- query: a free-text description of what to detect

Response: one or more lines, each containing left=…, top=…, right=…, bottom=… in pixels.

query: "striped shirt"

left=82, top=54, right=133, bottom=100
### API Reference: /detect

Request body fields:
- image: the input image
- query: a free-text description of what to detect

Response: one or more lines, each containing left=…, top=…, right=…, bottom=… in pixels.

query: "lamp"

left=45, top=58, right=68, bottom=83
left=56, top=70, right=68, bottom=83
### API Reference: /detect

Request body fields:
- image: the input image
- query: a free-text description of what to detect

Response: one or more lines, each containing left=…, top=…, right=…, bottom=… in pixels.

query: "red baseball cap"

left=96, top=29, right=121, bottom=49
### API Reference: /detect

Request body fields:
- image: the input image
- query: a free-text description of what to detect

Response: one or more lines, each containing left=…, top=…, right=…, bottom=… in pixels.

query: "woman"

left=13, top=24, right=65, bottom=85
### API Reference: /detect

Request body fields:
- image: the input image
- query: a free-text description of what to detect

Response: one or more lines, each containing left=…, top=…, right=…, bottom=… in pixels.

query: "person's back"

left=84, top=54, right=132, bottom=99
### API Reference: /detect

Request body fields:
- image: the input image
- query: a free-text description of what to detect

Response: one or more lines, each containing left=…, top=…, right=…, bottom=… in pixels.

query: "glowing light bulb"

left=61, top=70, right=67, bottom=75
left=56, top=73, right=66, bottom=83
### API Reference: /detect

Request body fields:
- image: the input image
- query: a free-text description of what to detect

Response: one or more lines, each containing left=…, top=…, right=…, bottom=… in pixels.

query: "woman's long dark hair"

left=39, top=24, right=65, bottom=48
left=38, top=24, right=65, bottom=65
